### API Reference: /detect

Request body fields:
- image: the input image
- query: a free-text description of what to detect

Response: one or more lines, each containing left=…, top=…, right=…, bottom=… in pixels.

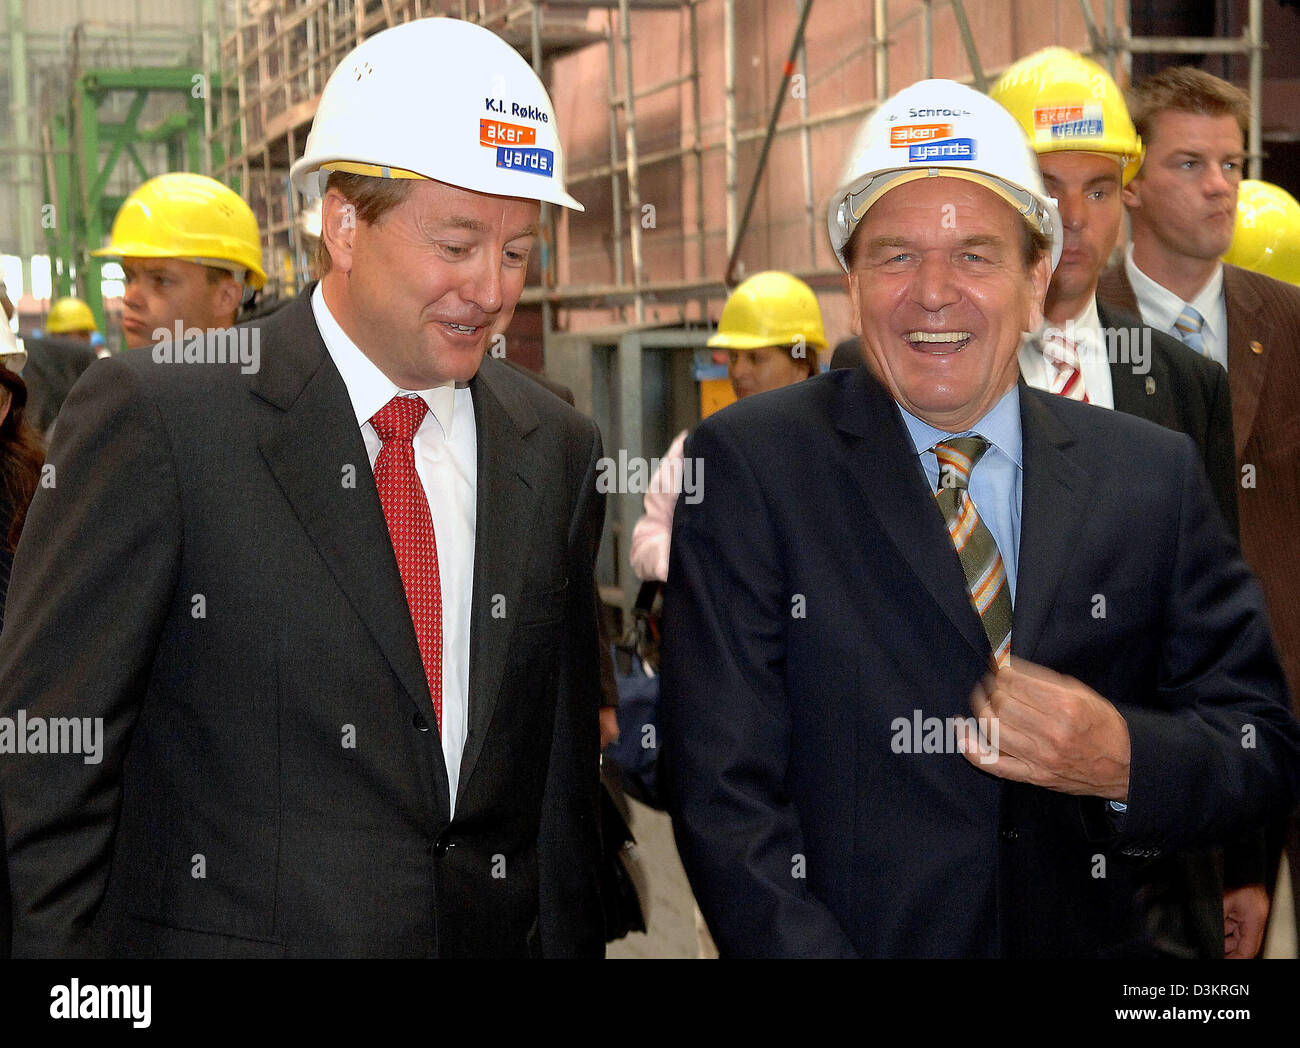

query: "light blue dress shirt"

left=898, top=387, right=1126, bottom=816
left=896, top=385, right=1024, bottom=603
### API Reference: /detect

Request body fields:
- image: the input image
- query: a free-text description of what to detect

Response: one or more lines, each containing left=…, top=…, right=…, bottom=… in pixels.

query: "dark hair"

left=315, top=171, right=417, bottom=276
left=203, top=264, right=246, bottom=326
left=788, top=344, right=818, bottom=379
left=1127, top=66, right=1250, bottom=146
left=842, top=204, right=1051, bottom=270
left=0, top=367, right=45, bottom=553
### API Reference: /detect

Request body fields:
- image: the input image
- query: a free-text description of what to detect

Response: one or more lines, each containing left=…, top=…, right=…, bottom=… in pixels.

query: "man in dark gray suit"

left=0, top=17, right=605, bottom=958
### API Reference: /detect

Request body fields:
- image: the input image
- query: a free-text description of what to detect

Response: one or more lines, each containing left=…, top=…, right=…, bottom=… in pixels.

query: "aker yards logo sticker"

left=478, top=110, right=555, bottom=177
left=496, top=146, right=555, bottom=176
left=890, top=123, right=953, bottom=147
left=908, top=137, right=976, bottom=163
left=480, top=118, right=536, bottom=148
left=1033, top=104, right=1104, bottom=140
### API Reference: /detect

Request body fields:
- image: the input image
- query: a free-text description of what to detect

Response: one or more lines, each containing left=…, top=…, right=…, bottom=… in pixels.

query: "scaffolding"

left=205, top=1, right=1268, bottom=315
left=197, top=0, right=1269, bottom=611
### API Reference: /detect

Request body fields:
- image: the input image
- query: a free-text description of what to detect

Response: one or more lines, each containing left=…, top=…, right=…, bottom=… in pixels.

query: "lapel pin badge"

left=1144, top=376, right=1156, bottom=395
left=1250, top=340, right=1263, bottom=355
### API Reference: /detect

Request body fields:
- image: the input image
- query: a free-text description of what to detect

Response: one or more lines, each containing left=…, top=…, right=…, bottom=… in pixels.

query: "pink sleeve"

left=629, top=430, right=689, bottom=583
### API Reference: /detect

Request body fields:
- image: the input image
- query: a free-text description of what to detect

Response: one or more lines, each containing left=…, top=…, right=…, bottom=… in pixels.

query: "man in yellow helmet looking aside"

left=91, top=172, right=267, bottom=349
left=630, top=271, right=824, bottom=584
left=990, top=48, right=1237, bottom=534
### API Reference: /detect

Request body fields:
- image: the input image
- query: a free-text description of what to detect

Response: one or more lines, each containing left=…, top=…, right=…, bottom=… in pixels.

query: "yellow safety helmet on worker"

left=708, top=272, right=826, bottom=400
left=93, top=173, right=267, bottom=289
left=93, top=172, right=266, bottom=349
left=827, top=79, right=1062, bottom=273
left=44, top=297, right=98, bottom=339
left=708, top=271, right=827, bottom=353
left=990, top=48, right=1142, bottom=328
left=1223, top=179, right=1300, bottom=285
left=990, top=47, right=1144, bottom=185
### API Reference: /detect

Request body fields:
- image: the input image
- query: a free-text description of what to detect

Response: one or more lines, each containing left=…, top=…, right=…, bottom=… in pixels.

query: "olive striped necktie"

left=933, top=437, right=1013, bottom=667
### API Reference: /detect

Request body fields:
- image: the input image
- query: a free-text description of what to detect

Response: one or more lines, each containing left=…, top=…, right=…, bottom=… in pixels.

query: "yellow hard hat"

left=45, top=297, right=98, bottom=335
left=1223, top=180, right=1300, bottom=285
left=707, top=272, right=828, bottom=353
left=990, top=47, right=1144, bottom=185
left=92, top=172, right=267, bottom=289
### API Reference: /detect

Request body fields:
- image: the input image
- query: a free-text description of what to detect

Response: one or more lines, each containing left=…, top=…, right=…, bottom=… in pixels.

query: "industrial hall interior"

left=1, top=0, right=1300, bottom=966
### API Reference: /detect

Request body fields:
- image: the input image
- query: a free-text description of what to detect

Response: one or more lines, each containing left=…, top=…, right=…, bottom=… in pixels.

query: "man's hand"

left=1224, top=883, right=1269, bottom=958
left=959, top=657, right=1130, bottom=800
left=599, top=706, right=620, bottom=749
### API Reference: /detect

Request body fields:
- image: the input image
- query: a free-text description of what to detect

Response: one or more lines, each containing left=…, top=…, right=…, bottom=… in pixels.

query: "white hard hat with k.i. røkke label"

left=291, top=17, right=583, bottom=212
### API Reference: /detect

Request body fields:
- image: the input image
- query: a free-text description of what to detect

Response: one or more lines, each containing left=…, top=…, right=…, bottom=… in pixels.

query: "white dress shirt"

left=1124, top=243, right=1229, bottom=370
left=312, top=284, right=477, bottom=814
left=1019, top=295, right=1115, bottom=410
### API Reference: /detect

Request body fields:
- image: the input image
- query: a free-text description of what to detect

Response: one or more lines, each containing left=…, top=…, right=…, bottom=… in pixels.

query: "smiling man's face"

left=846, top=177, right=1051, bottom=432
left=321, top=177, right=539, bottom=388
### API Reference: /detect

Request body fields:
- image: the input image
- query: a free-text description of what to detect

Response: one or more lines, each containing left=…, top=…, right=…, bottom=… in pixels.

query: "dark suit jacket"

left=660, top=366, right=1300, bottom=958
left=1090, top=300, right=1251, bottom=947
left=1099, top=263, right=1300, bottom=707
left=18, top=334, right=98, bottom=438
left=1097, top=301, right=1238, bottom=537
left=0, top=287, right=606, bottom=958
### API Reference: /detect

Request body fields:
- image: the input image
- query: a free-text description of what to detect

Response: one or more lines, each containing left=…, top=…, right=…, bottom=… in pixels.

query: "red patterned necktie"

left=1041, top=328, right=1089, bottom=403
left=370, top=395, right=443, bottom=730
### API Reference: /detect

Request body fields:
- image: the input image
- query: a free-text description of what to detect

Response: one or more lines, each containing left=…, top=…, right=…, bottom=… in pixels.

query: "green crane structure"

left=41, top=67, right=229, bottom=334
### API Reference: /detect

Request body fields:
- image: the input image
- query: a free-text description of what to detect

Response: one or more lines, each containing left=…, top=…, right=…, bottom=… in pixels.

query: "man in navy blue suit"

left=660, top=79, right=1300, bottom=958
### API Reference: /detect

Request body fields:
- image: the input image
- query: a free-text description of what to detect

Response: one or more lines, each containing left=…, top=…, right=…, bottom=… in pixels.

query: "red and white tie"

left=371, top=395, right=443, bottom=730
left=1041, top=329, right=1089, bottom=403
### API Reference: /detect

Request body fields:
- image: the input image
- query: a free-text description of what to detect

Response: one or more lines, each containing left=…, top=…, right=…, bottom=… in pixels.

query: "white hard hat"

left=0, top=322, right=27, bottom=375
left=291, top=17, right=583, bottom=211
left=827, top=79, right=1061, bottom=272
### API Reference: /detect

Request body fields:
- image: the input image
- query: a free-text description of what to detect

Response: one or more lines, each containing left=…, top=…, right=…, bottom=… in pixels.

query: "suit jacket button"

left=999, top=828, right=1019, bottom=841
left=433, top=833, right=454, bottom=856
left=413, top=712, right=431, bottom=732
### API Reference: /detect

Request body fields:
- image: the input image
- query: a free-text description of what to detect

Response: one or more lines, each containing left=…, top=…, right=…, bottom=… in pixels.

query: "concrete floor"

left=607, top=799, right=698, bottom=959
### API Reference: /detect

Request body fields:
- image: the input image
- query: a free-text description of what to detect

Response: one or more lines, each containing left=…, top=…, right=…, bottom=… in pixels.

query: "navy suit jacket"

left=661, top=366, right=1300, bottom=958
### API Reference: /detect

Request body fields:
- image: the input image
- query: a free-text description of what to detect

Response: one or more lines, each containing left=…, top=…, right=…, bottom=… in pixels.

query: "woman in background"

left=630, top=271, right=826, bottom=584
left=1, top=324, right=45, bottom=626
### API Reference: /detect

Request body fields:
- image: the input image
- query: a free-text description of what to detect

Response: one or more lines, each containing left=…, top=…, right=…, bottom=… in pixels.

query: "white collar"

left=1124, top=244, right=1224, bottom=339
left=311, top=283, right=457, bottom=439
left=1047, top=295, right=1101, bottom=354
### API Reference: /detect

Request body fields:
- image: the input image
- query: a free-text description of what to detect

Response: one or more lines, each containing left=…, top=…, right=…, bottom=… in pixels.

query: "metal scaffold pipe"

left=724, top=0, right=816, bottom=288
left=619, top=0, right=646, bottom=325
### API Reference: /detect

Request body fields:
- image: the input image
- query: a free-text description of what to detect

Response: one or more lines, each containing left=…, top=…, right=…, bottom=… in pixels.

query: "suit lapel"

left=1097, top=262, right=1141, bottom=317
left=251, top=289, right=451, bottom=814
left=1012, top=390, right=1094, bottom=660
left=1100, top=301, right=1166, bottom=424
left=833, top=369, right=990, bottom=662
left=457, top=357, right=545, bottom=802
left=1222, top=265, right=1270, bottom=459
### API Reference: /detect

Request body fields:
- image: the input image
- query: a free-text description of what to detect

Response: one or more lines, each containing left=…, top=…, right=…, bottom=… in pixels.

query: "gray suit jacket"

left=0, top=287, right=606, bottom=957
